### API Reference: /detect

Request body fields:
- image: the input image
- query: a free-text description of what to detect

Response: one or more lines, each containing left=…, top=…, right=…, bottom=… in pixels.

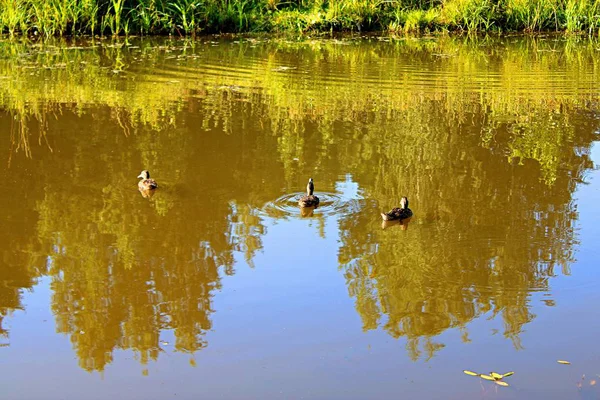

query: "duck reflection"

left=381, top=216, right=412, bottom=230
left=300, top=205, right=318, bottom=217
left=139, top=188, right=156, bottom=199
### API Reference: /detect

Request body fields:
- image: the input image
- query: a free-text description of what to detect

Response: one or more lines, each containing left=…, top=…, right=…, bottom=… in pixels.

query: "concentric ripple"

left=261, top=192, right=362, bottom=219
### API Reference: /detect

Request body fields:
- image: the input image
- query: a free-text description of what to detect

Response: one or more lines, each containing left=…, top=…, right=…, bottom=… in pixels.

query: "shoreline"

left=1, top=0, right=600, bottom=37
left=1, top=30, right=598, bottom=42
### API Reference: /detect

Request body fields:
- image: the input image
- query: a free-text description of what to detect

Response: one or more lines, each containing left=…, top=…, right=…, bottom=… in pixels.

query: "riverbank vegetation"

left=1, top=0, right=600, bottom=36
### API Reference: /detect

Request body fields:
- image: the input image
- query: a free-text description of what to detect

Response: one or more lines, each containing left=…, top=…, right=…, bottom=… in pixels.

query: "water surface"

left=1, top=35, right=600, bottom=399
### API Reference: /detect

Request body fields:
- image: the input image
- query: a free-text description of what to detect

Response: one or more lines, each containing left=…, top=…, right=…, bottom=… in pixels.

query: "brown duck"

left=137, top=170, right=158, bottom=191
left=381, top=196, right=413, bottom=221
left=298, top=178, right=320, bottom=208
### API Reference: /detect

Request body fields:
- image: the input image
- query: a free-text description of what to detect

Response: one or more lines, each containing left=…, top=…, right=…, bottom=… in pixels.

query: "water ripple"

left=260, top=192, right=361, bottom=219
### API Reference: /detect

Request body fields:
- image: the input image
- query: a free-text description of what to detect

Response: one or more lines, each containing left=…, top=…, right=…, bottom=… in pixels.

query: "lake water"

left=0, top=35, right=600, bottom=399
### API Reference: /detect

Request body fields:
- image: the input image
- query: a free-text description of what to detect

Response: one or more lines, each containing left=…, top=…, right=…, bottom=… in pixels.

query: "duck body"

left=381, top=196, right=413, bottom=221
left=299, top=178, right=320, bottom=208
left=137, top=170, right=158, bottom=191
left=299, top=195, right=320, bottom=208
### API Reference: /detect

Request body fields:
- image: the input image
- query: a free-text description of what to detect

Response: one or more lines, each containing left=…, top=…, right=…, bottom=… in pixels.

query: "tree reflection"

left=0, top=101, right=278, bottom=371
left=0, top=35, right=598, bottom=369
left=337, top=105, right=595, bottom=359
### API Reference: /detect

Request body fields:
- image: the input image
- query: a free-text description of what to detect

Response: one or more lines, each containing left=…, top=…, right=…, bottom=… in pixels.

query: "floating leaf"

left=557, top=360, right=571, bottom=365
left=463, top=370, right=479, bottom=376
left=502, top=371, right=515, bottom=378
left=495, top=381, right=509, bottom=387
left=491, top=372, right=503, bottom=380
left=480, top=374, right=496, bottom=381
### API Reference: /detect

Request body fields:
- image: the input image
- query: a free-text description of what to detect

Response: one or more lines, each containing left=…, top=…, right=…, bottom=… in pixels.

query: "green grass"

left=504, top=0, right=559, bottom=31
left=1, top=0, right=600, bottom=35
left=439, top=0, right=499, bottom=31
left=563, top=0, right=600, bottom=34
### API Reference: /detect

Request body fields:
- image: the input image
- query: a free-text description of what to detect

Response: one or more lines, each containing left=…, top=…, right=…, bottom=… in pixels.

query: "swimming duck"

left=381, top=196, right=413, bottom=221
left=298, top=178, right=320, bottom=208
left=137, top=170, right=158, bottom=191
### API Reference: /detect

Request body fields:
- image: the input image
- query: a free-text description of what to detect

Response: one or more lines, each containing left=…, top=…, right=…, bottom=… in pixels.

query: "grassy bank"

left=1, top=0, right=600, bottom=36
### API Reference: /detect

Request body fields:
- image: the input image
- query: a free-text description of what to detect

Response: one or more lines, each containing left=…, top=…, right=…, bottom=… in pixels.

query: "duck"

left=381, top=196, right=413, bottom=221
left=137, top=170, right=158, bottom=191
left=298, top=178, right=320, bottom=208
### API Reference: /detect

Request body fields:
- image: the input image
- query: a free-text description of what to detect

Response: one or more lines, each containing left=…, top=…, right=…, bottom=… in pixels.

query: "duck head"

left=307, top=178, right=314, bottom=195
left=138, top=170, right=151, bottom=180
left=400, top=196, right=409, bottom=209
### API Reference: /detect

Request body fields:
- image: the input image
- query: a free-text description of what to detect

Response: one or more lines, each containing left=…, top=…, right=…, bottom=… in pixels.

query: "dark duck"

left=381, top=196, right=413, bottom=221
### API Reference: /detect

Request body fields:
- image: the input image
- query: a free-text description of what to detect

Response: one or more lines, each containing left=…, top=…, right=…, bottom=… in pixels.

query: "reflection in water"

left=0, top=36, right=598, bottom=372
left=381, top=217, right=411, bottom=230
left=337, top=101, right=591, bottom=358
left=300, top=205, right=318, bottom=218
left=139, top=188, right=156, bottom=199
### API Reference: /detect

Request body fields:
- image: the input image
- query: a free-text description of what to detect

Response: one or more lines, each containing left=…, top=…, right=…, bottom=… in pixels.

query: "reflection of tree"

left=337, top=104, right=596, bottom=360
left=0, top=35, right=598, bottom=368
left=0, top=244, right=38, bottom=339
left=24, top=103, right=277, bottom=372
left=0, top=113, right=46, bottom=340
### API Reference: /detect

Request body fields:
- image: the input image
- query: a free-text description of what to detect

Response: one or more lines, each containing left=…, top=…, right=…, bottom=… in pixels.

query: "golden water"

left=1, top=35, right=600, bottom=399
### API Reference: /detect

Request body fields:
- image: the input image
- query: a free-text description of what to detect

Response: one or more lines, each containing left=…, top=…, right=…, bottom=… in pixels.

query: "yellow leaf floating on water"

left=491, top=372, right=503, bottom=380
left=463, top=370, right=479, bottom=376
left=502, top=371, right=515, bottom=378
left=557, top=360, right=571, bottom=365
left=495, top=381, right=509, bottom=387
left=480, top=374, right=496, bottom=381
